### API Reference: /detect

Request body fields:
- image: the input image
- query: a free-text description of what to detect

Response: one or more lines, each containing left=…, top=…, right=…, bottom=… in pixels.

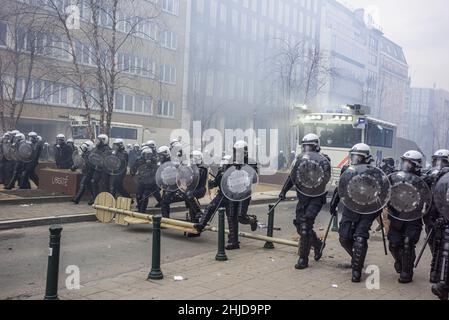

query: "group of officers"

left=278, top=134, right=449, bottom=300
left=2, top=129, right=449, bottom=300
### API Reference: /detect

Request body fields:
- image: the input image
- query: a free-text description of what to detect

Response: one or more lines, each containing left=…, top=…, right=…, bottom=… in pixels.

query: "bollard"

left=215, top=208, right=228, bottom=261
left=264, top=205, right=275, bottom=249
left=44, top=225, right=63, bottom=300
left=148, top=215, right=163, bottom=280
left=331, top=211, right=339, bottom=232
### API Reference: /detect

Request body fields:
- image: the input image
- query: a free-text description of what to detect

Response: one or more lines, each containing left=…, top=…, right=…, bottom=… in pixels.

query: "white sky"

left=341, top=0, right=449, bottom=90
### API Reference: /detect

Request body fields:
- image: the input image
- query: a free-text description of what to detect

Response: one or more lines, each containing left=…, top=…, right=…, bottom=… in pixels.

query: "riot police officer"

left=19, top=132, right=42, bottom=189
left=54, top=134, right=74, bottom=169
left=279, top=134, right=330, bottom=269
left=387, top=151, right=427, bottom=284
left=194, top=154, right=231, bottom=233
left=128, top=144, right=141, bottom=171
left=109, top=138, right=130, bottom=199
left=72, top=140, right=95, bottom=204
left=223, top=141, right=258, bottom=250
left=132, top=147, right=161, bottom=212
left=91, top=134, right=111, bottom=199
left=0, top=132, right=12, bottom=186
left=157, top=145, right=171, bottom=165
left=4, top=133, right=26, bottom=190
left=423, top=149, right=449, bottom=284
left=380, top=157, right=396, bottom=175
left=330, top=144, right=384, bottom=283
left=185, top=151, right=208, bottom=224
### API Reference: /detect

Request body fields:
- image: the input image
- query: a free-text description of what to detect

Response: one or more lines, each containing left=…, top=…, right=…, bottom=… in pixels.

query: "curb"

left=0, top=196, right=72, bottom=206
left=0, top=197, right=297, bottom=231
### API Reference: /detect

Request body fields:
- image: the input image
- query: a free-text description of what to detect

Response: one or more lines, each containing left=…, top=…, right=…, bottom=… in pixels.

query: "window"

left=300, top=123, right=362, bottom=149
left=115, top=93, right=124, bottom=110
left=111, top=127, right=138, bottom=140
left=157, top=100, right=175, bottom=117
left=161, top=30, right=178, bottom=50
left=162, top=0, right=179, bottom=15
left=366, top=122, right=394, bottom=148
left=160, top=64, right=176, bottom=84
left=0, top=21, right=7, bottom=46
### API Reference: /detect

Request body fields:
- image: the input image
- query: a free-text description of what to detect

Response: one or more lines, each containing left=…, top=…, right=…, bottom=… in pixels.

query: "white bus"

left=70, top=116, right=145, bottom=146
left=293, top=108, right=400, bottom=187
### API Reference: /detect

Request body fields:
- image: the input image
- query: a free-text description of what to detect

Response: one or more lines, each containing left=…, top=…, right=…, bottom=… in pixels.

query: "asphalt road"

left=0, top=200, right=333, bottom=300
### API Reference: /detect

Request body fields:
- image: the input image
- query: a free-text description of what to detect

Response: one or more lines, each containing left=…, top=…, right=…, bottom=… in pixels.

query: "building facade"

left=407, top=87, right=449, bottom=157
left=186, top=0, right=322, bottom=141
left=0, top=0, right=188, bottom=145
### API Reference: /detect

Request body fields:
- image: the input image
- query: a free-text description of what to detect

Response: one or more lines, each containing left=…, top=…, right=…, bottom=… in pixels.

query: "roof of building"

left=379, top=36, right=407, bottom=64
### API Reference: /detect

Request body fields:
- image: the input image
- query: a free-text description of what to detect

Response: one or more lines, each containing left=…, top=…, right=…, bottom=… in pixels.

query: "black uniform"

left=330, top=165, right=381, bottom=282
left=224, top=159, right=259, bottom=250
left=194, top=165, right=228, bottom=232
left=423, top=167, right=449, bottom=284
left=72, top=150, right=95, bottom=204
left=387, top=171, right=424, bottom=284
left=132, top=157, right=161, bottom=213
left=109, top=149, right=130, bottom=199
left=160, top=164, right=208, bottom=222
left=91, top=144, right=112, bottom=199
left=4, top=142, right=23, bottom=190
left=19, top=141, right=42, bottom=189
left=280, top=154, right=330, bottom=268
left=54, top=143, right=74, bottom=169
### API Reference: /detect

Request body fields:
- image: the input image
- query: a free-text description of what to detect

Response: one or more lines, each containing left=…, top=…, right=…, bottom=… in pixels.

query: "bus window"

left=300, top=124, right=362, bottom=149
left=366, top=123, right=394, bottom=148
left=72, top=126, right=90, bottom=139
left=111, top=127, right=137, bottom=140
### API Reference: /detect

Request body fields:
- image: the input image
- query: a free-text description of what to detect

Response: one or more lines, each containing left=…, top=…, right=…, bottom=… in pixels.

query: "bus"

left=292, top=105, right=410, bottom=187
left=70, top=116, right=145, bottom=146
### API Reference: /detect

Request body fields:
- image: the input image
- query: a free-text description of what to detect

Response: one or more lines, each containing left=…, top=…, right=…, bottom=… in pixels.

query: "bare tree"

left=0, top=1, right=54, bottom=132
left=267, top=38, right=332, bottom=152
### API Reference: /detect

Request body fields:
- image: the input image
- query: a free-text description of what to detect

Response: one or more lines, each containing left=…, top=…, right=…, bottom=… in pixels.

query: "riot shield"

left=135, top=163, right=158, bottom=186
left=176, top=164, right=200, bottom=194
left=387, top=171, right=432, bottom=221
left=220, top=165, right=259, bottom=201
left=338, top=165, right=391, bottom=215
left=72, top=150, right=86, bottom=170
left=434, top=172, right=449, bottom=219
left=88, top=149, right=105, bottom=171
left=103, top=151, right=127, bottom=176
left=156, top=161, right=180, bottom=192
left=291, top=152, right=332, bottom=197
left=17, top=141, right=34, bottom=163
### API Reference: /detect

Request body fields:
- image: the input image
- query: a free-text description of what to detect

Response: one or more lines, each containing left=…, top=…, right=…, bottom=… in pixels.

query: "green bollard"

left=215, top=208, right=228, bottom=261
left=44, top=225, right=63, bottom=300
left=148, top=215, right=163, bottom=280
left=264, top=205, right=275, bottom=249
left=331, top=211, right=339, bottom=232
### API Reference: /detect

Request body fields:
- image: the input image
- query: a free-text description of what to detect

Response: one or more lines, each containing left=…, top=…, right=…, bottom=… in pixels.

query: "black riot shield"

left=176, top=164, right=200, bottom=194
left=387, top=171, right=432, bottom=221
left=291, top=152, right=332, bottom=197
left=156, top=161, right=180, bottom=192
left=135, top=163, right=158, bottom=186
left=17, top=141, right=34, bottom=163
left=220, top=165, right=259, bottom=202
left=434, top=172, right=449, bottom=219
left=72, top=150, right=86, bottom=170
left=338, top=165, right=391, bottom=215
left=88, top=149, right=105, bottom=171
left=103, top=151, right=127, bottom=176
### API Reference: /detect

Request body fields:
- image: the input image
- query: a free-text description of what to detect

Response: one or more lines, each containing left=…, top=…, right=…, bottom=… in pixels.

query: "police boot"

left=311, top=230, right=324, bottom=261
left=432, top=283, right=449, bottom=301
left=389, top=244, right=402, bottom=274
left=399, top=240, right=415, bottom=284
left=239, top=214, right=258, bottom=232
left=226, top=215, right=240, bottom=250
left=430, top=239, right=442, bottom=284
left=339, top=237, right=354, bottom=258
left=194, top=205, right=215, bottom=233
left=295, top=226, right=311, bottom=270
left=351, top=237, right=368, bottom=283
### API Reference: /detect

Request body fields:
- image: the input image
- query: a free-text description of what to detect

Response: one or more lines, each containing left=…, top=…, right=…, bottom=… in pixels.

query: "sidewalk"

left=0, top=185, right=292, bottom=230
left=52, top=231, right=435, bottom=300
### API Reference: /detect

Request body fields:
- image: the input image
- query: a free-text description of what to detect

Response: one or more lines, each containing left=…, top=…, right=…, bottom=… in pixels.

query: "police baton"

left=415, top=227, right=434, bottom=268
left=320, top=211, right=336, bottom=259
left=379, top=215, right=388, bottom=256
